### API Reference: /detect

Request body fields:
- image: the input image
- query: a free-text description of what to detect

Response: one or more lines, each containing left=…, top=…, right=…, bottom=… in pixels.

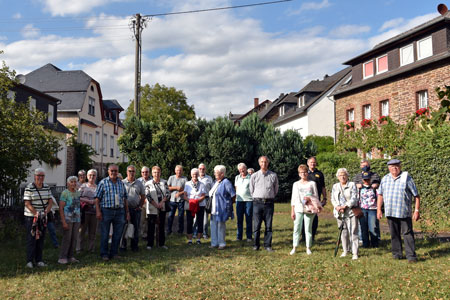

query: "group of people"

left=23, top=155, right=421, bottom=268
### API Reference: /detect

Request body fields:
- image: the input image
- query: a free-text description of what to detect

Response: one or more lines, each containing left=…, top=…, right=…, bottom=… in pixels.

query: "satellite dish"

left=16, top=74, right=26, bottom=84
left=438, top=4, right=448, bottom=15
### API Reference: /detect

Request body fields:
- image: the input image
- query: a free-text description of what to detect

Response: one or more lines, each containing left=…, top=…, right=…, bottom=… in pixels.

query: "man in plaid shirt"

left=377, top=159, right=420, bottom=263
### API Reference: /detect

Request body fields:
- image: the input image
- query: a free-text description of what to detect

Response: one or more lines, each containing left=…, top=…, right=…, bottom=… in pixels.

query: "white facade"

left=276, top=114, right=308, bottom=138
left=307, top=94, right=335, bottom=138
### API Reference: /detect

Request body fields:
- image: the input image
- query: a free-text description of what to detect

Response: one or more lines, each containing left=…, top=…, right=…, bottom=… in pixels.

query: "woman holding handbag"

left=331, top=168, right=359, bottom=260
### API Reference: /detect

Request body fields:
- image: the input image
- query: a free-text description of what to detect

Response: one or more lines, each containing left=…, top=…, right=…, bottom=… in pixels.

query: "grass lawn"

left=1, top=203, right=449, bottom=299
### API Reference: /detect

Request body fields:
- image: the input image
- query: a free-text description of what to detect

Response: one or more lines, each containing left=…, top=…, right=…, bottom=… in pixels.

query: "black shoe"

left=253, top=246, right=260, bottom=251
left=265, top=247, right=274, bottom=252
left=408, top=258, right=418, bottom=264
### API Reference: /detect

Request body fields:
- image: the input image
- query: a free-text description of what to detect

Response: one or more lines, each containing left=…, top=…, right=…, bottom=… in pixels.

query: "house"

left=259, top=93, right=299, bottom=124
left=229, top=98, right=272, bottom=125
left=8, top=83, right=72, bottom=187
left=333, top=6, right=448, bottom=133
left=273, top=67, right=351, bottom=139
left=24, top=64, right=126, bottom=177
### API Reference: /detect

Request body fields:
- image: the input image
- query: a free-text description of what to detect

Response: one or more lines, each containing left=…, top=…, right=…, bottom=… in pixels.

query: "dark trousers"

left=387, top=217, right=417, bottom=260
left=25, top=216, right=46, bottom=263
left=302, top=214, right=318, bottom=241
left=186, top=207, right=205, bottom=235
left=147, top=211, right=167, bottom=247
left=167, top=201, right=184, bottom=234
left=236, top=201, right=253, bottom=240
left=121, top=208, right=141, bottom=251
left=253, top=201, right=274, bottom=248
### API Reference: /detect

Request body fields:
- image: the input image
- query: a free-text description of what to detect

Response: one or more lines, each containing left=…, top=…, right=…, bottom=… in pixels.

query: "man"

left=167, top=165, right=187, bottom=235
left=138, top=166, right=152, bottom=239
left=235, top=162, right=253, bottom=242
left=194, top=163, right=213, bottom=239
left=303, top=157, right=327, bottom=241
left=377, top=159, right=420, bottom=263
left=23, top=168, right=53, bottom=268
left=353, top=159, right=380, bottom=189
left=249, top=156, right=279, bottom=252
left=95, top=164, right=130, bottom=261
left=121, top=165, right=145, bottom=252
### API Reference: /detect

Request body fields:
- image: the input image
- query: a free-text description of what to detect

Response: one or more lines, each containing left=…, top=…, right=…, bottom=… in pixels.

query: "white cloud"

left=290, top=0, right=331, bottom=15
left=379, top=18, right=404, bottom=31
left=21, top=24, right=41, bottom=39
left=330, top=25, right=371, bottom=38
left=13, top=13, right=22, bottom=19
left=39, top=0, right=111, bottom=16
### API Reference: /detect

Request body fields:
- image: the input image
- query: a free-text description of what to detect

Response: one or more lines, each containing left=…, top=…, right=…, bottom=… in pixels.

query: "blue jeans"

left=47, top=220, right=59, bottom=247
left=236, top=201, right=253, bottom=240
left=253, top=200, right=274, bottom=248
left=360, top=209, right=379, bottom=247
left=100, top=208, right=126, bottom=258
left=210, top=215, right=226, bottom=247
left=167, top=201, right=184, bottom=234
left=121, top=208, right=141, bottom=251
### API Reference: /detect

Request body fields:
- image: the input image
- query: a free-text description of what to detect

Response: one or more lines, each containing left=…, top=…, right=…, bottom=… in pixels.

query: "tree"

left=0, top=58, right=62, bottom=195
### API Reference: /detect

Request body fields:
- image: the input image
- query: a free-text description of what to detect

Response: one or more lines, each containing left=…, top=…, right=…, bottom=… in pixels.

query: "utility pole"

left=133, top=13, right=142, bottom=118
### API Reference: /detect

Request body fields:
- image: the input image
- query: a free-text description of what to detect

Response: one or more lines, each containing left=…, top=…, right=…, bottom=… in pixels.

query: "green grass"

left=1, top=203, right=449, bottom=300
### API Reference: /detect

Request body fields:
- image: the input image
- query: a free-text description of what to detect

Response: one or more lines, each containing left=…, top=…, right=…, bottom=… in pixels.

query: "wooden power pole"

left=133, top=13, right=142, bottom=118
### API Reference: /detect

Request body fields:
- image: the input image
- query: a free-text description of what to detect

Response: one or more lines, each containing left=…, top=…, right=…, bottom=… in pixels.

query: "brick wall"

left=66, top=145, right=76, bottom=177
left=335, top=60, right=450, bottom=129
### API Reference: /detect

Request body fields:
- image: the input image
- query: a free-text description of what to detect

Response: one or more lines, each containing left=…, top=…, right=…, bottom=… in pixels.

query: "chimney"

left=254, top=97, right=259, bottom=108
left=438, top=4, right=448, bottom=15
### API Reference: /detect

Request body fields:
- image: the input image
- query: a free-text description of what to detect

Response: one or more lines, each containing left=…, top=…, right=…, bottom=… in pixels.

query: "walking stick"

left=334, top=213, right=345, bottom=257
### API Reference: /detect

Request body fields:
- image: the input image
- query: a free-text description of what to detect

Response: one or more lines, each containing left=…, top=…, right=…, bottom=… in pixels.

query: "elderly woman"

left=184, top=168, right=207, bottom=245
left=290, top=164, right=322, bottom=255
left=24, top=168, right=53, bottom=268
left=235, top=163, right=253, bottom=242
left=77, top=169, right=98, bottom=253
left=331, top=168, right=359, bottom=260
left=77, top=170, right=86, bottom=189
left=58, top=176, right=81, bottom=264
left=145, top=166, right=170, bottom=250
left=209, top=165, right=236, bottom=250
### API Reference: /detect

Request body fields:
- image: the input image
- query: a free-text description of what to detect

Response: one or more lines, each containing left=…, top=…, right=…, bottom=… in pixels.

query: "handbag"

left=125, top=222, right=134, bottom=239
left=205, top=197, right=212, bottom=214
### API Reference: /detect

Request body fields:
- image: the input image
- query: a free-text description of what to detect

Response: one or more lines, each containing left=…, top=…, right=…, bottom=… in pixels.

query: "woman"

left=184, top=168, right=207, bottom=245
left=235, top=163, right=253, bottom=242
left=290, top=164, right=322, bottom=255
left=77, top=169, right=98, bottom=253
left=58, top=176, right=81, bottom=264
left=145, top=166, right=170, bottom=250
left=331, top=168, right=359, bottom=260
left=209, top=165, right=236, bottom=250
left=76, top=170, right=86, bottom=189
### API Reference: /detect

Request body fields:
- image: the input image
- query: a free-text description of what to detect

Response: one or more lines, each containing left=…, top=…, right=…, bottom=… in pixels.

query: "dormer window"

left=363, top=60, right=374, bottom=79
left=376, top=54, right=388, bottom=74
left=279, top=105, right=285, bottom=116
left=30, top=98, right=36, bottom=110
left=417, top=36, right=432, bottom=60
left=48, top=104, right=55, bottom=123
left=400, top=44, right=414, bottom=66
left=298, top=95, right=305, bottom=107
left=88, top=97, right=95, bottom=116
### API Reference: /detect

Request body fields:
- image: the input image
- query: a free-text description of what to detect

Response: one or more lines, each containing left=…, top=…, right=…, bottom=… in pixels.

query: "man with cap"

left=359, top=171, right=379, bottom=248
left=377, top=159, right=420, bottom=263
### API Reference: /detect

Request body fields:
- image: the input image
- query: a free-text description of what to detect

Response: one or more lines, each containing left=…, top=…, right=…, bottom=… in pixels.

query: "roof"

left=258, top=94, right=287, bottom=120
left=46, top=92, right=86, bottom=111
left=103, top=99, right=124, bottom=111
left=343, top=11, right=449, bottom=65
left=47, top=121, right=73, bottom=134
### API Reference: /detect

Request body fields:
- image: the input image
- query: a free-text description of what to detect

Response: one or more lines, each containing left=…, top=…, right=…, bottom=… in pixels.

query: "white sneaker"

left=146, top=246, right=152, bottom=250
left=340, top=252, right=348, bottom=258
left=160, top=245, right=168, bottom=250
left=58, top=258, right=68, bottom=265
left=306, top=248, right=312, bottom=255
left=26, top=262, right=33, bottom=269
left=352, top=255, right=358, bottom=260
left=36, top=261, right=47, bottom=267
left=289, top=248, right=296, bottom=255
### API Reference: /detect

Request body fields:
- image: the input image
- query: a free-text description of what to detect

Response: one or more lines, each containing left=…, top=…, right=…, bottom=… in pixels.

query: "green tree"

left=0, top=58, right=61, bottom=195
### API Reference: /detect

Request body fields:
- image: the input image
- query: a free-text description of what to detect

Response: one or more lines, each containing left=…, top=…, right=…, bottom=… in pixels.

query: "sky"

left=0, top=0, right=442, bottom=119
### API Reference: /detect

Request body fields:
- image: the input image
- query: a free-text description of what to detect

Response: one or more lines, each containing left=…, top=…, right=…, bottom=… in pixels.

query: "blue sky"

left=0, top=0, right=441, bottom=118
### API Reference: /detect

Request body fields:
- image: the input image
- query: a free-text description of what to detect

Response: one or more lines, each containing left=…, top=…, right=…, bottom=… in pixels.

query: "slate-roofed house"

left=333, top=6, right=449, bottom=136
left=24, top=63, right=126, bottom=177
left=229, top=98, right=272, bottom=125
left=259, top=92, right=298, bottom=123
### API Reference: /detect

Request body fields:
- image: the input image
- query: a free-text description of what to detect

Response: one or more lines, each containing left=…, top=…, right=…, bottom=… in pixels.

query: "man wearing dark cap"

left=377, top=159, right=420, bottom=263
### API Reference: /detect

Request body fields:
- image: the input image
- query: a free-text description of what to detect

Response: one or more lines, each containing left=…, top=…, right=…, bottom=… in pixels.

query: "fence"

left=0, top=186, right=66, bottom=210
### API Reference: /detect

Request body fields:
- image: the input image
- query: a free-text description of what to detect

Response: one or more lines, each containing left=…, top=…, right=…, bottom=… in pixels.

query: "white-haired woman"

left=209, top=165, right=236, bottom=250
left=331, top=168, right=359, bottom=260
left=77, top=169, right=98, bottom=253
left=58, top=176, right=81, bottom=264
left=235, top=162, right=253, bottom=242
left=183, top=168, right=207, bottom=245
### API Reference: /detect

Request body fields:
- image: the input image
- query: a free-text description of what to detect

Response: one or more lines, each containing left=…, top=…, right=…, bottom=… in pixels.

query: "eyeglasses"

left=127, top=170, right=135, bottom=173
left=109, top=170, right=118, bottom=173
left=36, top=175, right=45, bottom=177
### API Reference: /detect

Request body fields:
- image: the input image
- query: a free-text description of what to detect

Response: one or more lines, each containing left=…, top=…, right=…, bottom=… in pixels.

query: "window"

left=363, top=104, right=371, bottom=119
left=7, top=90, right=15, bottom=100
left=417, top=36, right=432, bottom=60
left=30, top=98, right=36, bottom=110
left=380, top=100, right=389, bottom=116
left=88, top=97, right=95, bottom=116
left=298, top=95, right=305, bottom=107
left=83, top=133, right=88, bottom=144
left=376, top=55, right=388, bottom=74
left=346, top=109, right=354, bottom=121
left=363, top=61, right=374, bottom=79
left=110, top=136, right=114, bottom=157
left=95, top=132, right=100, bottom=154
left=90, top=85, right=94, bottom=92
left=88, top=134, right=93, bottom=147
left=103, top=134, right=107, bottom=156
left=279, top=105, right=285, bottom=116
left=48, top=104, right=55, bottom=123
left=400, top=44, right=414, bottom=66
left=417, top=90, right=428, bottom=109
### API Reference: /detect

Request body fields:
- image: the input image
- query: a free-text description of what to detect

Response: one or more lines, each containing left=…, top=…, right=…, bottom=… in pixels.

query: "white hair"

left=141, top=166, right=150, bottom=172
left=191, top=168, right=199, bottom=175
left=34, top=168, right=46, bottom=175
left=198, top=163, right=206, bottom=168
left=336, top=168, right=349, bottom=178
left=214, top=165, right=226, bottom=176
left=237, top=162, right=247, bottom=170
left=67, top=176, right=78, bottom=184
left=87, top=169, right=97, bottom=176
left=78, top=169, right=86, bottom=175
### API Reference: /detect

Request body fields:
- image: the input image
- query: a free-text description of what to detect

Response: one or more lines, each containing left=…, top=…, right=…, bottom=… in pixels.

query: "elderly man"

left=167, top=165, right=187, bottom=235
left=250, top=156, right=279, bottom=252
left=138, top=166, right=152, bottom=239
left=24, top=168, right=53, bottom=268
left=194, top=163, right=213, bottom=239
left=95, top=164, right=129, bottom=261
left=377, top=159, right=420, bottom=263
left=121, top=165, right=145, bottom=252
